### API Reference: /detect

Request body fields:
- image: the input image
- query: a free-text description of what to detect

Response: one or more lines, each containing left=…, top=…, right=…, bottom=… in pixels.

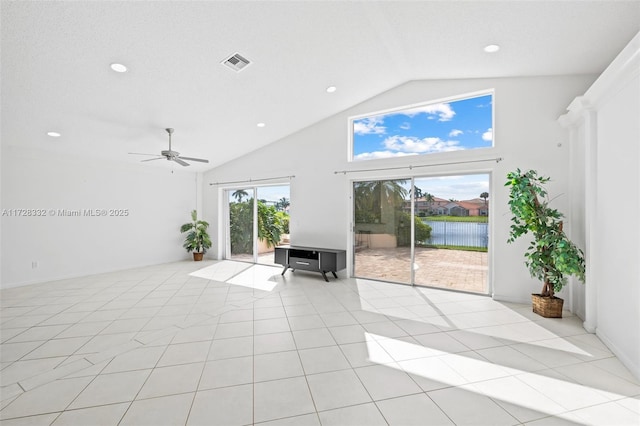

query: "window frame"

left=348, top=89, right=495, bottom=163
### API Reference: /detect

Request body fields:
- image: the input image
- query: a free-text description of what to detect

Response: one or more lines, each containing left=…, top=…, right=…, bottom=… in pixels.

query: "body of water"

left=421, top=220, right=488, bottom=248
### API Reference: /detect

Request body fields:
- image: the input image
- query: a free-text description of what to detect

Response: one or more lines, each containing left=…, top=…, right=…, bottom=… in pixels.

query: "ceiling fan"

left=129, top=128, right=209, bottom=167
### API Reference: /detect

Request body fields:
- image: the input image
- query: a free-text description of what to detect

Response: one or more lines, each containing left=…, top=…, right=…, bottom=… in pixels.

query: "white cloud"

left=482, top=128, right=493, bottom=142
left=402, top=103, right=455, bottom=121
left=449, top=129, right=463, bottom=137
left=415, top=174, right=490, bottom=201
left=383, top=135, right=463, bottom=154
left=353, top=117, right=386, bottom=135
left=354, top=151, right=416, bottom=161
left=399, top=122, right=411, bottom=130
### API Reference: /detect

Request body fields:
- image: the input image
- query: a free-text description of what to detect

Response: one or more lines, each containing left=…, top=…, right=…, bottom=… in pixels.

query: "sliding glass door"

left=412, top=175, right=489, bottom=293
left=353, top=179, right=412, bottom=284
left=256, top=186, right=290, bottom=265
left=353, top=174, right=490, bottom=293
left=227, top=188, right=255, bottom=262
left=225, top=185, right=290, bottom=265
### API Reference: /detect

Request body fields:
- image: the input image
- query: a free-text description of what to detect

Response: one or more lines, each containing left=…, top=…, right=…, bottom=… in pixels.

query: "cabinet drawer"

left=290, top=257, right=319, bottom=271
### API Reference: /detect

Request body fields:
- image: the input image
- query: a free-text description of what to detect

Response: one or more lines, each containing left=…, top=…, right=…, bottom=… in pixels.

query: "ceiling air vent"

left=222, top=53, right=251, bottom=72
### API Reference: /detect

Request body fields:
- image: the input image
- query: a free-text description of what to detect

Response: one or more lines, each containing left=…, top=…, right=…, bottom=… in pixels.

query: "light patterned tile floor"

left=0, top=260, right=638, bottom=425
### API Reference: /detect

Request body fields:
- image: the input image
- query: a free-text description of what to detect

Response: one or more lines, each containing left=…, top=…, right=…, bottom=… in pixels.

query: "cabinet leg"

left=331, top=271, right=338, bottom=278
left=281, top=265, right=288, bottom=276
left=321, top=271, right=329, bottom=282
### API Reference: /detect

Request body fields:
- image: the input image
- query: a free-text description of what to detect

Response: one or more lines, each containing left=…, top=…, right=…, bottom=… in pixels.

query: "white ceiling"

left=2, top=1, right=639, bottom=172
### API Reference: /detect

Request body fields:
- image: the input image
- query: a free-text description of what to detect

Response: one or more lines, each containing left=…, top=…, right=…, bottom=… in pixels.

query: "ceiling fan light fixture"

left=326, top=86, right=337, bottom=93
left=257, top=122, right=266, bottom=128
left=47, top=131, right=61, bottom=137
left=129, top=128, right=208, bottom=167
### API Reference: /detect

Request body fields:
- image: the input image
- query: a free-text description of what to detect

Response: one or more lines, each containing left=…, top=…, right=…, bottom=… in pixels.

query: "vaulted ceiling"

left=2, top=1, right=639, bottom=171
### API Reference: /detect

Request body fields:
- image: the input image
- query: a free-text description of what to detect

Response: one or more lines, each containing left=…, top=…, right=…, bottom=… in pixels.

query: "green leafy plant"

left=229, top=199, right=288, bottom=254
left=276, top=211, right=290, bottom=234
left=396, top=211, right=432, bottom=247
left=229, top=200, right=253, bottom=254
left=180, top=210, right=212, bottom=254
left=505, top=169, right=585, bottom=297
left=257, top=202, right=285, bottom=248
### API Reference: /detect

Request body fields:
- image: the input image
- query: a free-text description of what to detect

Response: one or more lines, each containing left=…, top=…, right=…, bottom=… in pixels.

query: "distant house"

left=406, top=196, right=450, bottom=215
left=457, top=199, right=489, bottom=216
left=405, top=196, right=488, bottom=216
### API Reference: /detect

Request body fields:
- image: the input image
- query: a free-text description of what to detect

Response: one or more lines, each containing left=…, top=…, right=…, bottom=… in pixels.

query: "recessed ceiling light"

left=47, top=131, right=61, bottom=137
left=257, top=122, right=266, bottom=128
left=484, top=44, right=500, bottom=53
left=326, top=86, right=337, bottom=93
left=110, top=63, right=128, bottom=73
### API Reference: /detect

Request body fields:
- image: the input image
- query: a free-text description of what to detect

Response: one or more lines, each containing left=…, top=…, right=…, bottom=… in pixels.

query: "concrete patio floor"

left=354, top=247, right=488, bottom=294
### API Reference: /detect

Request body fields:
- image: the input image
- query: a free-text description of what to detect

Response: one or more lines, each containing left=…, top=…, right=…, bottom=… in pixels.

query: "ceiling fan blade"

left=179, top=156, right=209, bottom=163
left=173, top=157, right=190, bottom=167
left=128, top=152, right=158, bottom=156
left=141, top=157, right=164, bottom=162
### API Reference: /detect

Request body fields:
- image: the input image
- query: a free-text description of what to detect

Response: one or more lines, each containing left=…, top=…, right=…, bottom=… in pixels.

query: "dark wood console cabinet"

left=274, top=245, right=346, bottom=282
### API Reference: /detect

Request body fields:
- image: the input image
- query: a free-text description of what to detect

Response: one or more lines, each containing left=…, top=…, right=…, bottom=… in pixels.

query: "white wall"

left=561, top=31, right=640, bottom=379
left=595, top=76, right=640, bottom=378
left=203, top=74, right=595, bottom=303
left=1, top=146, right=198, bottom=288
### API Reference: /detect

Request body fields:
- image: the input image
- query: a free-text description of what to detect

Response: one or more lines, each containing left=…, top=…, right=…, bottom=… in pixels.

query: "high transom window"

left=350, top=91, right=493, bottom=162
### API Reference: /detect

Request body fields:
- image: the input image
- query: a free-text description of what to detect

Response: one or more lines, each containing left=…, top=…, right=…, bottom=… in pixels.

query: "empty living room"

left=1, top=1, right=639, bottom=425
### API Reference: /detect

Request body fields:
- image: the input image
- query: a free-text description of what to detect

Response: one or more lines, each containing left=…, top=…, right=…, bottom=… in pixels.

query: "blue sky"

left=386, top=174, right=490, bottom=202
left=353, top=94, right=493, bottom=161
left=413, top=174, right=490, bottom=202
left=228, top=186, right=290, bottom=203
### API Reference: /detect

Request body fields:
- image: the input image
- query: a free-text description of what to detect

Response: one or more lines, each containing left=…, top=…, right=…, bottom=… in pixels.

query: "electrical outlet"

left=32, top=261, right=38, bottom=269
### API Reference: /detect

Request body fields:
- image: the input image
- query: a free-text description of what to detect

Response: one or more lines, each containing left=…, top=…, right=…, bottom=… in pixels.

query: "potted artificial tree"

left=180, top=210, right=212, bottom=261
left=505, top=169, right=586, bottom=318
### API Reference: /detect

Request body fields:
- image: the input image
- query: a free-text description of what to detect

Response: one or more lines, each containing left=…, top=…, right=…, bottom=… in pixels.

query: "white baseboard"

left=491, top=293, right=531, bottom=305
left=0, top=258, right=190, bottom=290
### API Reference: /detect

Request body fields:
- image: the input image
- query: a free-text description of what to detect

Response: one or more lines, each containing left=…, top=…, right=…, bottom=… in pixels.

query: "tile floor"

left=0, top=260, right=638, bottom=425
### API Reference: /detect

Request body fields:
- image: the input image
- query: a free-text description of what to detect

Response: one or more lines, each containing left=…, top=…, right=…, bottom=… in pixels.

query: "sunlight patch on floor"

left=226, top=264, right=280, bottom=291
left=189, top=260, right=252, bottom=282
left=365, top=332, right=621, bottom=420
left=354, top=279, right=593, bottom=358
left=190, top=261, right=280, bottom=291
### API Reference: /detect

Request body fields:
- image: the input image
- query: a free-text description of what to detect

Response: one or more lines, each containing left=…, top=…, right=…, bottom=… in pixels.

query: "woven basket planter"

left=193, top=252, right=204, bottom=261
left=531, top=294, right=563, bottom=318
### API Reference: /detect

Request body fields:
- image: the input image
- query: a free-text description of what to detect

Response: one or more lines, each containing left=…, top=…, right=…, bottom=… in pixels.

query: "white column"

left=582, top=107, right=598, bottom=333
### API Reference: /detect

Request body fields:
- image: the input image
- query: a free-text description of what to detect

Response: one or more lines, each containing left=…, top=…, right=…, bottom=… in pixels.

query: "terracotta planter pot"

left=193, top=252, right=204, bottom=261
left=531, top=293, right=563, bottom=318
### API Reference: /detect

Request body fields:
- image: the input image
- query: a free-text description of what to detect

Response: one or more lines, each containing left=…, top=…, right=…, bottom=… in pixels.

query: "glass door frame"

left=349, top=172, right=492, bottom=294
left=223, top=183, right=291, bottom=264
left=224, top=187, right=258, bottom=263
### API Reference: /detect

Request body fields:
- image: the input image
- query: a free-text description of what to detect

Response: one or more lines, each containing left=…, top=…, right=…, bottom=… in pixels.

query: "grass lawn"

left=421, top=215, right=488, bottom=223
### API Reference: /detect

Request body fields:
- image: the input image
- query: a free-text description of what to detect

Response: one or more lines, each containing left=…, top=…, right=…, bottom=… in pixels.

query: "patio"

left=246, top=247, right=488, bottom=294
left=355, top=247, right=488, bottom=294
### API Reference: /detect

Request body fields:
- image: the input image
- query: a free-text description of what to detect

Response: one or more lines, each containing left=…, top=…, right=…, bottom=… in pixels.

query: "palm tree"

left=353, top=180, right=408, bottom=222
left=276, top=197, right=290, bottom=211
left=480, top=191, right=489, bottom=206
left=370, top=180, right=408, bottom=213
left=232, top=189, right=249, bottom=202
left=424, top=192, right=435, bottom=214
left=413, top=186, right=423, bottom=213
